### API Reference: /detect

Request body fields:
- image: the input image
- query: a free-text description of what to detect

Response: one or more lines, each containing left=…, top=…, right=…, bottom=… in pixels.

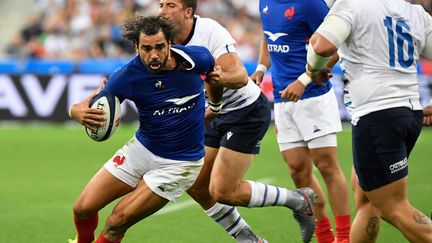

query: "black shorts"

left=352, top=107, right=422, bottom=191
left=205, top=92, right=271, bottom=154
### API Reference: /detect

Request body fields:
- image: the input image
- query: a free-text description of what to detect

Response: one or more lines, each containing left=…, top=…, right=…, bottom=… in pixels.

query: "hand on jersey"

left=423, top=105, right=432, bottom=125
left=69, top=78, right=107, bottom=132
left=205, top=65, right=223, bottom=86
left=250, top=71, right=264, bottom=86
left=279, top=80, right=306, bottom=102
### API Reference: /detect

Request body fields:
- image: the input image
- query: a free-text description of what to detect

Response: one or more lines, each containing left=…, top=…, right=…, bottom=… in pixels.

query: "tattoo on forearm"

left=366, top=216, right=379, bottom=240
left=413, top=211, right=432, bottom=225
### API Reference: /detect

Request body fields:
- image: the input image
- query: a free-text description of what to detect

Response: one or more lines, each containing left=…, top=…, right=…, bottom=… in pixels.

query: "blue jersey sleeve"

left=190, top=46, right=215, bottom=74
left=104, top=66, right=132, bottom=103
left=306, top=0, right=329, bottom=32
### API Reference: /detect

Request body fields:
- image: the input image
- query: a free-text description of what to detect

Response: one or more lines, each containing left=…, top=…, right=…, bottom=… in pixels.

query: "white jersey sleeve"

left=329, top=0, right=429, bottom=124
left=186, top=16, right=261, bottom=113
left=186, top=16, right=237, bottom=59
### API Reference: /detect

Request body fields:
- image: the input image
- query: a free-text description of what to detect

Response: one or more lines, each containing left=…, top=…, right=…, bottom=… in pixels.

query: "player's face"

left=159, top=0, right=189, bottom=30
left=137, top=31, right=170, bottom=73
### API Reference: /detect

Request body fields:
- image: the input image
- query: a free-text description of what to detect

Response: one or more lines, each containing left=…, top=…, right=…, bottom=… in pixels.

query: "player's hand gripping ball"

left=85, top=90, right=121, bottom=141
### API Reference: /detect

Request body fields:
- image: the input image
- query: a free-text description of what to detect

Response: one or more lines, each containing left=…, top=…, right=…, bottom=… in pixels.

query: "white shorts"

left=274, top=89, right=342, bottom=151
left=104, top=137, right=204, bottom=202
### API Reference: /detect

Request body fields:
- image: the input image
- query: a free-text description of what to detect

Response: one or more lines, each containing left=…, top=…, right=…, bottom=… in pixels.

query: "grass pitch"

left=0, top=123, right=430, bottom=242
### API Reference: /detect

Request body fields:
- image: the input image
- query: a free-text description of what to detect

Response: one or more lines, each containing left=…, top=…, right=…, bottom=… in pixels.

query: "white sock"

left=205, top=202, right=249, bottom=237
left=247, top=180, right=303, bottom=210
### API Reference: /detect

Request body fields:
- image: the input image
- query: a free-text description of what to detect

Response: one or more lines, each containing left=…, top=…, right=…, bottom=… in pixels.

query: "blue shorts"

left=352, top=107, right=422, bottom=191
left=205, top=92, right=271, bottom=154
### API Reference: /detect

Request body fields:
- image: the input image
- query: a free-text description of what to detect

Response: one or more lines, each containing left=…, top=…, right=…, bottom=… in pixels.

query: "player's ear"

left=184, top=7, right=193, bottom=18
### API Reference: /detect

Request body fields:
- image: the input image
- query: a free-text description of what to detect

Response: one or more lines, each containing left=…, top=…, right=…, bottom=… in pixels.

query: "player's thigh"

left=364, top=177, right=408, bottom=214
left=211, top=147, right=254, bottom=190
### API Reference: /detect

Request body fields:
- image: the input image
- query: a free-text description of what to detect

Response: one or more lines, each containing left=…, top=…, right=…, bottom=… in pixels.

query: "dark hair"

left=180, top=0, right=197, bottom=15
left=121, top=15, right=175, bottom=47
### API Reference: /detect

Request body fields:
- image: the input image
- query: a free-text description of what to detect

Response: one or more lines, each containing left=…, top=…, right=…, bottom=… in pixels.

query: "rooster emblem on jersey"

left=285, top=6, right=295, bottom=20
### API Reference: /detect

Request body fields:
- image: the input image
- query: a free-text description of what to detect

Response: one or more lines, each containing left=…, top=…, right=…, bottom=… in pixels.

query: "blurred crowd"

left=3, top=0, right=432, bottom=61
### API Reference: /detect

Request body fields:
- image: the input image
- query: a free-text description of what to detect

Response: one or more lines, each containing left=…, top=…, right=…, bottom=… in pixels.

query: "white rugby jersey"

left=186, top=16, right=261, bottom=114
left=327, top=0, right=432, bottom=124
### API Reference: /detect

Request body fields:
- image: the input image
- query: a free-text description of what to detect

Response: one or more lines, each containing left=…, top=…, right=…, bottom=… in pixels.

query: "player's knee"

left=289, top=168, right=311, bottom=185
left=187, top=185, right=211, bottom=205
left=314, top=156, right=341, bottom=179
left=209, top=186, right=235, bottom=204
left=73, top=201, right=96, bottom=220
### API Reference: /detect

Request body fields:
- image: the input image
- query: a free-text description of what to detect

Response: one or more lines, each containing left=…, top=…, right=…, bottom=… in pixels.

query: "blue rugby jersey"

left=104, top=45, right=214, bottom=161
left=259, top=0, right=332, bottom=102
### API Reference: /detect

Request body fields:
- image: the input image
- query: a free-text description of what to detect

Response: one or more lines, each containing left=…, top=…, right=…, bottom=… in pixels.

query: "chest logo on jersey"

left=153, top=93, right=200, bottom=116
left=284, top=6, right=295, bottom=20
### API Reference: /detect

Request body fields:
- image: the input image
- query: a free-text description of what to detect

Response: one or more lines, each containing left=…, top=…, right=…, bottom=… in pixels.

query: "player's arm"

left=305, top=15, right=351, bottom=85
left=69, top=78, right=107, bottom=131
left=250, top=34, right=271, bottom=85
left=204, top=65, right=224, bottom=123
left=216, top=52, right=248, bottom=89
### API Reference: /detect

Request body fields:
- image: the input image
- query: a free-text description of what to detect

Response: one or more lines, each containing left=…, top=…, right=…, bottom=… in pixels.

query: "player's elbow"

left=311, top=34, right=338, bottom=57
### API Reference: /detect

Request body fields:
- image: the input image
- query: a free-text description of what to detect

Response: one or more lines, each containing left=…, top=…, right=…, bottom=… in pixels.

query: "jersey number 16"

left=383, top=16, right=414, bottom=68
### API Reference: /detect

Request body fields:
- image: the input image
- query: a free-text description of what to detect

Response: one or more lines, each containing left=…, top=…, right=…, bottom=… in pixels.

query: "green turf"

left=0, top=123, right=430, bottom=242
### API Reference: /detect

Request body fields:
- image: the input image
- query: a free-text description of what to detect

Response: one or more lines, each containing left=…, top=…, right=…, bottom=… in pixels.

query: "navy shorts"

left=205, top=92, right=271, bottom=154
left=352, top=107, right=422, bottom=191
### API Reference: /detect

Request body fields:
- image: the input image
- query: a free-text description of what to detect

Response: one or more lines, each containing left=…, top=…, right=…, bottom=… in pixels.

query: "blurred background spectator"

left=1, top=0, right=431, bottom=61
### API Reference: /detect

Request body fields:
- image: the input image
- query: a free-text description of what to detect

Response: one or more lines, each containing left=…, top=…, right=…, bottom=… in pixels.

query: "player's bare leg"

left=210, top=147, right=317, bottom=243
left=95, top=180, right=169, bottom=242
left=71, top=168, right=133, bottom=243
left=187, top=147, right=264, bottom=242
left=365, top=177, right=432, bottom=242
left=310, top=147, right=350, bottom=242
left=350, top=169, right=380, bottom=243
left=281, top=147, right=334, bottom=243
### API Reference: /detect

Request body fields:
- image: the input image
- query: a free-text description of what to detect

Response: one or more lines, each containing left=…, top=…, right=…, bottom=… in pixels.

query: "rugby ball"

left=85, top=90, right=121, bottom=142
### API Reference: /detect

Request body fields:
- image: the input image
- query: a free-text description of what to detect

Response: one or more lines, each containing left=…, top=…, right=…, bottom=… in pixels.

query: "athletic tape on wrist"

left=298, top=72, right=312, bottom=86
left=208, top=101, right=222, bottom=114
left=255, top=64, right=267, bottom=74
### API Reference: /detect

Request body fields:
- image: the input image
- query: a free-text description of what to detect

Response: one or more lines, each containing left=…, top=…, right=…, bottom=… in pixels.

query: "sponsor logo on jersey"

left=153, top=93, right=200, bottom=116
left=264, top=31, right=290, bottom=53
left=113, top=155, right=125, bottom=167
left=284, top=6, right=295, bottom=20
left=389, top=157, right=408, bottom=174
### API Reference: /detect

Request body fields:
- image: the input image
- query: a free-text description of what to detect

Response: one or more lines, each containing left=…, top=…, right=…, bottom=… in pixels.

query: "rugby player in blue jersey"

left=159, top=1, right=317, bottom=242
left=67, top=15, right=224, bottom=243
left=251, top=1, right=351, bottom=242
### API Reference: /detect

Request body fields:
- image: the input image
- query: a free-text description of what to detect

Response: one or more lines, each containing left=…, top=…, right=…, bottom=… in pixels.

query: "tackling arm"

left=216, top=53, right=248, bottom=89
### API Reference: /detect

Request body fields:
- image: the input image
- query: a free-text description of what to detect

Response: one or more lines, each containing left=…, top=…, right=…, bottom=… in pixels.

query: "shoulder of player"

left=194, top=15, right=227, bottom=33
left=171, top=45, right=212, bottom=69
